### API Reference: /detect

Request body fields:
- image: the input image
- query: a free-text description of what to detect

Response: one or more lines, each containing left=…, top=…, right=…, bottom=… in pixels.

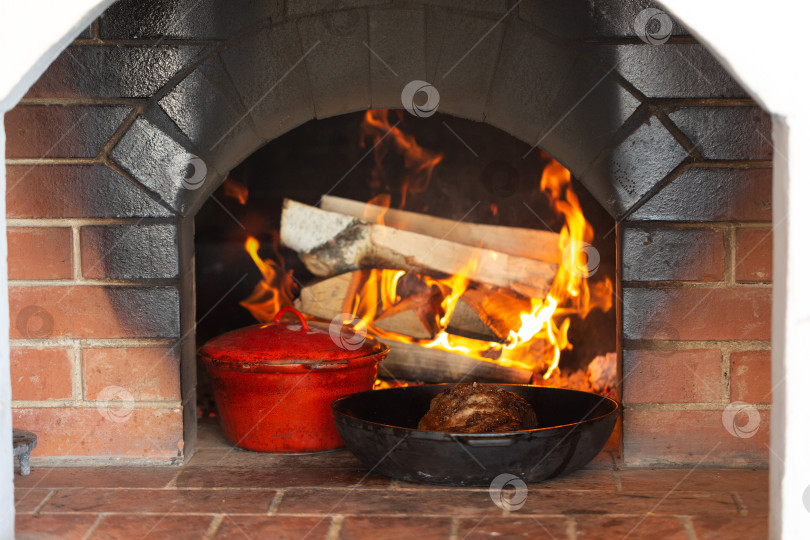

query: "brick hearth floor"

left=13, top=418, right=768, bottom=539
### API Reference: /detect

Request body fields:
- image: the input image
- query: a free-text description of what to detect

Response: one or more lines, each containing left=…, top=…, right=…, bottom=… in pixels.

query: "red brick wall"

left=5, top=164, right=184, bottom=461
left=621, top=166, right=772, bottom=466
left=4, top=1, right=773, bottom=468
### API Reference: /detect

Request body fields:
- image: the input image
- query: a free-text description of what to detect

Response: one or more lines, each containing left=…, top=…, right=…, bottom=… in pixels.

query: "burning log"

left=294, top=273, right=435, bottom=339
left=294, top=273, right=353, bottom=321
left=373, top=292, right=434, bottom=339
left=294, top=273, right=497, bottom=341
left=378, top=338, right=533, bottom=384
left=459, top=286, right=532, bottom=340
left=320, top=195, right=560, bottom=263
left=445, top=299, right=501, bottom=341
left=281, top=199, right=558, bottom=298
left=375, top=309, right=432, bottom=340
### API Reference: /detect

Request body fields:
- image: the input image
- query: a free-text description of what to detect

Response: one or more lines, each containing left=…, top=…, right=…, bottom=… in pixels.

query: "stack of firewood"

left=281, top=196, right=561, bottom=383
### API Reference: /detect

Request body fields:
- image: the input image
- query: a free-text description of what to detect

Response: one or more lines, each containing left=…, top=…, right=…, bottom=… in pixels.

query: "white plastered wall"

left=658, top=3, right=810, bottom=537
left=0, top=1, right=807, bottom=539
left=0, top=3, right=117, bottom=537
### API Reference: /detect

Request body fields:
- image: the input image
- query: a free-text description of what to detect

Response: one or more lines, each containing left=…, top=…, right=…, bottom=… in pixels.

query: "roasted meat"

left=417, top=382, right=539, bottom=433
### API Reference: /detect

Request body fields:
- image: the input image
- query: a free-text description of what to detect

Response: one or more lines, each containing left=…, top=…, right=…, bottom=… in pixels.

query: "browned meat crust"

left=417, top=382, right=539, bottom=433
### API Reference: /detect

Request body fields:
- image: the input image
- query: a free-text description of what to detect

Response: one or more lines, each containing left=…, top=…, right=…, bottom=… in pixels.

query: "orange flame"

left=240, top=110, right=614, bottom=393
left=239, top=235, right=298, bottom=322
left=223, top=177, right=248, bottom=205
left=342, top=113, right=613, bottom=385
left=362, top=110, right=442, bottom=208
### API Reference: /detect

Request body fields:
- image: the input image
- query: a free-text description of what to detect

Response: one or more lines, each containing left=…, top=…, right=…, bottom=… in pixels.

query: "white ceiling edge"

left=0, top=0, right=117, bottom=113
left=659, top=0, right=809, bottom=120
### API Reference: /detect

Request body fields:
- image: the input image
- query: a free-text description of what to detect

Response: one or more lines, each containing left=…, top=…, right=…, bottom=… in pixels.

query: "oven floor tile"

left=14, top=420, right=769, bottom=539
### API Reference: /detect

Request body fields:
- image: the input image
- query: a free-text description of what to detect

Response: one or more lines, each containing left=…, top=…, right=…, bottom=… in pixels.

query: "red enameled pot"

left=199, top=307, right=388, bottom=453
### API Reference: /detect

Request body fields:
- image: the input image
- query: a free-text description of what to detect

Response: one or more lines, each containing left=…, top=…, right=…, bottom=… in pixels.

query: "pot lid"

left=199, top=306, right=386, bottom=366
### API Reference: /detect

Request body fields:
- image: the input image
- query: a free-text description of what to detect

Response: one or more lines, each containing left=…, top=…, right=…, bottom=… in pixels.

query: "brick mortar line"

left=103, top=158, right=180, bottom=217
left=728, top=224, right=737, bottom=284
left=449, top=516, right=460, bottom=540
left=681, top=516, right=699, bottom=540
left=27, top=510, right=741, bottom=518
left=165, top=469, right=182, bottom=488
left=71, top=224, right=82, bottom=280
left=11, top=400, right=181, bottom=408
left=8, top=278, right=180, bottom=287
left=565, top=516, right=577, bottom=540
left=97, top=106, right=142, bottom=160
left=204, top=515, right=225, bottom=540
left=621, top=222, right=772, bottom=230
left=326, top=515, right=345, bottom=540
left=623, top=221, right=773, bottom=228
left=31, top=489, right=56, bottom=516
left=721, top=350, right=731, bottom=402
left=624, top=403, right=771, bottom=411
left=80, top=514, right=104, bottom=540
left=687, top=159, right=773, bottom=167
left=729, top=223, right=774, bottom=229
left=70, top=38, right=224, bottom=46
left=26, top=485, right=723, bottom=494
left=24, top=481, right=750, bottom=492
left=647, top=98, right=760, bottom=107
left=266, top=510, right=743, bottom=519
left=28, top=457, right=180, bottom=467
left=267, top=490, right=285, bottom=515
left=724, top=224, right=734, bottom=285
left=621, top=281, right=771, bottom=288
left=7, top=218, right=177, bottom=227
left=72, top=342, right=83, bottom=401
left=611, top=469, right=622, bottom=492
left=731, top=491, right=748, bottom=516
left=580, top=36, right=700, bottom=45
left=5, top=158, right=101, bottom=165
left=16, top=98, right=149, bottom=105
left=651, top=108, right=702, bottom=161
left=624, top=340, right=771, bottom=352
left=10, top=338, right=178, bottom=348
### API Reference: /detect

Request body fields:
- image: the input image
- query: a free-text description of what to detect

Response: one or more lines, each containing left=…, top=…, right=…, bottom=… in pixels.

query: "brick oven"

left=5, top=0, right=772, bottom=468
left=4, top=0, right=780, bottom=536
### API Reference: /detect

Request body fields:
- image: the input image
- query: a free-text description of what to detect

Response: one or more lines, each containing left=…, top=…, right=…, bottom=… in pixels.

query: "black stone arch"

left=104, top=0, right=720, bottom=221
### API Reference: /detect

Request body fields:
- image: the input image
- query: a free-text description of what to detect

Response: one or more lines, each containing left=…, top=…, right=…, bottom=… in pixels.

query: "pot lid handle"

left=273, top=306, right=310, bottom=331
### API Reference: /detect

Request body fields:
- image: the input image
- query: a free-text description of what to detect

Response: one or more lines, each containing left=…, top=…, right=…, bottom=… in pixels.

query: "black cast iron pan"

left=331, top=384, right=619, bottom=486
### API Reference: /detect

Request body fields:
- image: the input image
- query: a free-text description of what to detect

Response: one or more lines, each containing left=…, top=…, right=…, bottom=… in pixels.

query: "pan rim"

left=331, top=383, right=620, bottom=436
